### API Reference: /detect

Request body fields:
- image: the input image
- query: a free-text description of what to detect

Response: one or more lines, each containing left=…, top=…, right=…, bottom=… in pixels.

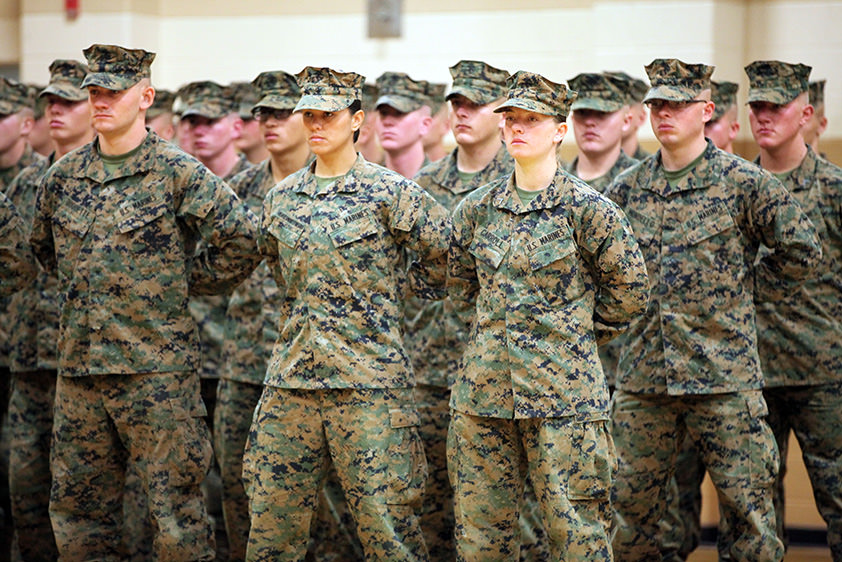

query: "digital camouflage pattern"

left=244, top=387, right=428, bottom=561
left=295, top=67, right=364, bottom=113
left=0, top=76, right=35, bottom=114
left=7, top=370, right=57, bottom=560
left=29, top=131, right=262, bottom=377
left=81, top=43, right=154, bottom=91
left=41, top=59, right=89, bottom=102
left=606, top=71, right=649, bottom=104
left=409, top=144, right=514, bottom=388
left=448, top=411, right=615, bottom=561
left=179, top=80, right=235, bottom=119
left=494, top=71, right=575, bottom=119
left=564, top=148, right=638, bottom=195
left=745, top=60, right=811, bottom=105
left=230, top=81, right=260, bottom=120
left=449, top=166, right=649, bottom=419
left=563, top=151, right=639, bottom=387
left=643, top=58, right=713, bottom=103
left=252, top=70, right=301, bottom=111
left=568, top=72, right=629, bottom=113
left=259, top=154, right=451, bottom=390
left=362, top=82, right=378, bottom=112
left=605, top=140, right=822, bottom=395
left=51, top=372, right=215, bottom=560
left=611, top=390, right=782, bottom=561
left=375, top=71, right=430, bottom=113
left=810, top=79, right=826, bottom=106
left=754, top=146, right=842, bottom=557
left=710, top=80, right=738, bottom=122
left=147, top=88, right=175, bottom=119
left=0, top=191, right=36, bottom=298
left=425, top=81, right=447, bottom=113
left=447, top=60, right=508, bottom=105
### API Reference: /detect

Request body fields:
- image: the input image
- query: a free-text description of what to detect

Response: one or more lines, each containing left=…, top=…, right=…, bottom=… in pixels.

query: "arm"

left=0, top=193, right=37, bottom=297
left=181, top=168, right=263, bottom=295
left=448, top=196, right=480, bottom=322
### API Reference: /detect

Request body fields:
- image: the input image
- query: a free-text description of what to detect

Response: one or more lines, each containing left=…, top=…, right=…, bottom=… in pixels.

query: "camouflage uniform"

left=243, top=67, right=450, bottom=561
left=407, top=60, right=512, bottom=562
left=0, top=192, right=35, bottom=297
left=0, top=77, right=43, bottom=555
left=448, top=71, right=649, bottom=562
left=606, top=58, right=822, bottom=562
left=28, top=44, right=261, bottom=561
left=747, top=60, right=842, bottom=561
left=3, top=59, right=89, bottom=562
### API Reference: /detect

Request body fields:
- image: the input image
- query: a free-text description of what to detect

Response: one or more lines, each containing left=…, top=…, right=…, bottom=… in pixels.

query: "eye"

left=323, top=112, right=333, bottom=119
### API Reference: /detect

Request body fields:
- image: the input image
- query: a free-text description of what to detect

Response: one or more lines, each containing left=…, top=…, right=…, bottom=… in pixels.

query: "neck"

left=514, top=154, right=558, bottom=191
left=457, top=137, right=502, bottom=173
left=576, top=144, right=621, bottom=181
left=0, top=139, right=26, bottom=169
left=424, top=143, right=447, bottom=162
left=314, top=143, right=357, bottom=177
left=759, top=136, right=808, bottom=174
left=661, top=136, right=707, bottom=171
left=384, top=142, right=425, bottom=179
left=270, top=143, right=311, bottom=182
left=245, top=144, right=270, bottom=164
left=621, top=135, right=639, bottom=157
left=201, top=147, right=240, bottom=178
left=56, top=131, right=96, bottom=159
left=99, top=121, right=148, bottom=156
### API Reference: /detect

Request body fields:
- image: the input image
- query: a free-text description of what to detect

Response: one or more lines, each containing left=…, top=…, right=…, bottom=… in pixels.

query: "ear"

left=419, top=114, right=433, bottom=137
left=351, top=109, right=365, bottom=132
left=729, top=120, right=740, bottom=141
left=19, top=113, right=34, bottom=136
left=621, top=107, right=633, bottom=134
left=553, top=122, right=568, bottom=145
left=818, top=115, right=828, bottom=136
left=701, top=101, right=715, bottom=124
left=139, top=85, right=155, bottom=111
left=231, top=116, right=244, bottom=138
left=800, top=104, right=814, bottom=127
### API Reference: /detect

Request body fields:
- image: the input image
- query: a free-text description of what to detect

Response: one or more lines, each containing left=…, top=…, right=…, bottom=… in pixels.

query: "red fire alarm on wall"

left=66, top=0, right=79, bottom=21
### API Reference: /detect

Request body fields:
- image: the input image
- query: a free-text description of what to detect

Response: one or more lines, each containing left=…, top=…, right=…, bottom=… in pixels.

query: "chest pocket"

left=116, top=199, right=169, bottom=234
left=116, top=198, right=176, bottom=276
left=328, top=216, right=379, bottom=249
left=468, top=229, right=506, bottom=271
left=528, top=234, right=585, bottom=306
left=51, top=203, right=94, bottom=279
left=53, top=203, right=93, bottom=239
left=685, top=211, right=735, bottom=245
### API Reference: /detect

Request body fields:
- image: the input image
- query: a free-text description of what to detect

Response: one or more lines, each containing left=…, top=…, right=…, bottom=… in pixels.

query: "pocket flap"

left=329, top=217, right=378, bottom=248
left=389, top=408, right=420, bottom=428
left=469, top=230, right=506, bottom=270
left=116, top=199, right=169, bottom=234
left=52, top=204, right=93, bottom=238
left=267, top=216, right=304, bottom=249
left=529, top=235, right=576, bottom=271
left=685, top=211, right=734, bottom=245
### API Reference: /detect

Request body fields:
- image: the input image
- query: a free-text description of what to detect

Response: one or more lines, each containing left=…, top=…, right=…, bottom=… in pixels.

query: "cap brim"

left=493, top=97, right=558, bottom=116
left=746, top=88, right=796, bottom=105
left=0, top=100, right=23, bottom=114
left=375, top=94, right=420, bottom=113
left=643, top=85, right=698, bottom=103
left=294, top=94, right=353, bottom=113
left=447, top=87, right=497, bottom=106
left=80, top=73, right=138, bottom=91
left=570, top=98, right=625, bottom=112
left=40, top=83, right=88, bottom=102
left=254, top=94, right=299, bottom=112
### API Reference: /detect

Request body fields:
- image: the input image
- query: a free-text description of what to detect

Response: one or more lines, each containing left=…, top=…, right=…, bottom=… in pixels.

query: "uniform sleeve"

left=180, top=167, right=263, bottom=295
left=259, top=188, right=285, bottom=290
left=0, top=193, right=37, bottom=297
left=750, top=173, right=823, bottom=302
left=576, top=194, right=650, bottom=345
left=29, top=172, right=57, bottom=274
left=448, top=196, right=480, bottom=320
left=388, top=180, right=451, bottom=300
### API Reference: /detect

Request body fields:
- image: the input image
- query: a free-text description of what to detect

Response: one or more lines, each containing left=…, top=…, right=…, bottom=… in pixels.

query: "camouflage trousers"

left=447, top=410, right=614, bottom=562
left=50, top=372, right=215, bottom=561
left=416, top=384, right=455, bottom=561
left=764, top=382, right=842, bottom=561
left=8, top=369, right=58, bottom=561
left=214, top=377, right=264, bottom=561
left=611, top=390, right=783, bottom=562
left=243, top=386, right=428, bottom=561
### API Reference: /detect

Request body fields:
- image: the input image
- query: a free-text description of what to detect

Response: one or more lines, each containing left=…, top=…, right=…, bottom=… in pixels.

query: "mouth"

left=49, top=120, right=64, bottom=128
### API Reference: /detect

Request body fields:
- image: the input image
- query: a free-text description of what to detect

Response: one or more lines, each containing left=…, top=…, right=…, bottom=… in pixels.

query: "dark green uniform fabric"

left=605, top=140, right=822, bottom=561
